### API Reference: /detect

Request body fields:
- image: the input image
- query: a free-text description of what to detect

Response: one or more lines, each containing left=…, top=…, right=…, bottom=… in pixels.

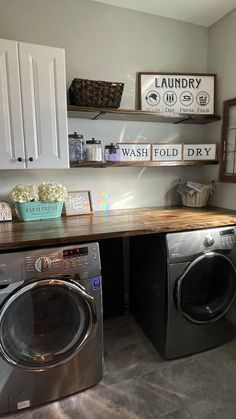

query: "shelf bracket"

left=174, top=116, right=191, bottom=124
left=92, top=111, right=105, bottom=120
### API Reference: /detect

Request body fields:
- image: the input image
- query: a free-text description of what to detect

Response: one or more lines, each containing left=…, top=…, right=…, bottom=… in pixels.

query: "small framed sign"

left=118, top=143, right=151, bottom=161
left=138, top=72, right=216, bottom=115
left=152, top=144, right=182, bottom=161
left=183, top=144, right=217, bottom=160
left=65, top=191, right=93, bottom=216
left=0, top=201, right=12, bottom=221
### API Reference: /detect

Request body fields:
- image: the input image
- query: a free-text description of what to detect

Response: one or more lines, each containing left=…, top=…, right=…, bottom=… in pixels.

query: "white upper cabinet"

left=0, top=39, right=26, bottom=168
left=0, top=39, right=69, bottom=169
left=19, top=42, right=68, bottom=169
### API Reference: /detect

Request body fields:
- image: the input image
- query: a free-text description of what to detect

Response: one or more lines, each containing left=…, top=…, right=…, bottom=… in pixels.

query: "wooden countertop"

left=1, top=206, right=236, bottom=251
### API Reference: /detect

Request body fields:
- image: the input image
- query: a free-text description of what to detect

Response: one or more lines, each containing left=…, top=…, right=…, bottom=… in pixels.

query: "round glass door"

left=176, top=252, right=236, bottom=324
left=0, top=278, right=96, bottom=369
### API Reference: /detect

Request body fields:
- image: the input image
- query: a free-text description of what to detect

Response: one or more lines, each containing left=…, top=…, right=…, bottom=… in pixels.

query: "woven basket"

left=181, top=186, right=212, bottom=208
left=69, top=78, right=124, bottom=109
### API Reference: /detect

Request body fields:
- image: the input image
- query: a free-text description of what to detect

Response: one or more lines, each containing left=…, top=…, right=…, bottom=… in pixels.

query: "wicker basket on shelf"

left=69, top=78, right=124, bottom=109
left=181, top=185, right=212, bottom=208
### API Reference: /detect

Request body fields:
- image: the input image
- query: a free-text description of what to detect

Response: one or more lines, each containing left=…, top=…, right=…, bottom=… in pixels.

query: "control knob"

left=35, top=256, right=51, bottom=272
left=204, top=235, right=214, bottom=247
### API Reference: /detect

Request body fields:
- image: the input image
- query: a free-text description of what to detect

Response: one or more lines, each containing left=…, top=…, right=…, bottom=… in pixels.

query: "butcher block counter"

left=1, top=206, right=236, bottom=251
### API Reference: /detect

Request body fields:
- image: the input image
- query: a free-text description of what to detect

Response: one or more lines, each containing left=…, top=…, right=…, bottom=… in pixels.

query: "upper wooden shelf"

left=67, top=106, right=221, bottom=125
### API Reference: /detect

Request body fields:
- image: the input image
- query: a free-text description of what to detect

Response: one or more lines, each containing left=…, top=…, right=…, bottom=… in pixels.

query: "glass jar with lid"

left=104, top=143, right=120, bottom=162
left=85, top=138, right=103, bottom=162
left=68, top=132, right=84, bottom=162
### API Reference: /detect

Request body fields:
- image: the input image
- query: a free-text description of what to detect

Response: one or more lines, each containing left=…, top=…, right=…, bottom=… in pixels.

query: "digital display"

left=63, top=247, right=88, bottom=258
left=220, top=229, right=235, bottom=236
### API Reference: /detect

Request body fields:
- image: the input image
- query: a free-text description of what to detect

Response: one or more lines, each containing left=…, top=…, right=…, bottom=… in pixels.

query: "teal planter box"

left=15, top=201, right=64, bottom=221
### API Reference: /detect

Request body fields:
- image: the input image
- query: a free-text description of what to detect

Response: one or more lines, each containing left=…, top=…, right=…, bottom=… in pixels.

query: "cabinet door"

left=0, top=39, right=26, bottom=169
left=19, top=42, right=69, bottom=169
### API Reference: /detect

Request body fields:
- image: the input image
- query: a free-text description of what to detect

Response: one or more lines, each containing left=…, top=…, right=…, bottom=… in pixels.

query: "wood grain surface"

left=1, top=206, right=236, bottom=251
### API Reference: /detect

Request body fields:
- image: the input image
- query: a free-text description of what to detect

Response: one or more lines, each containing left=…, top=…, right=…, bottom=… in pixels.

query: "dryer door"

left=0, top=278, right=97, bottom=369
left=176, top=252, right=236, bottom=324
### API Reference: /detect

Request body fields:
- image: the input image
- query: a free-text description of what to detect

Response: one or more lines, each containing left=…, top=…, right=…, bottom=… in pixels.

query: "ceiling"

left=92, top=0, right=236, bottom=27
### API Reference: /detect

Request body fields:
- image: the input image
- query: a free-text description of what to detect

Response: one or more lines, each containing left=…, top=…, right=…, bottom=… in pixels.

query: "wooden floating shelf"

left=70, top=160, right=219, bottom=168
left=67, top=106, right=221, bottom=125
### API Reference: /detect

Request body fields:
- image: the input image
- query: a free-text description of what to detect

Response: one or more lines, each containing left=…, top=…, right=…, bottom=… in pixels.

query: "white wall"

left=204, top=8, right=236, bottom=210
left=0, top=0, right=208, bottom=209
left=0, top=119, right=206, bottom=210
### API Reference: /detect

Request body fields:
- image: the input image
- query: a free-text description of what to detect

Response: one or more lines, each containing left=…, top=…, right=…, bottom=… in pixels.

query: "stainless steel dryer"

left=130, top=227, right=236, bottom=359
left=0, top=242, right=103, bottom=414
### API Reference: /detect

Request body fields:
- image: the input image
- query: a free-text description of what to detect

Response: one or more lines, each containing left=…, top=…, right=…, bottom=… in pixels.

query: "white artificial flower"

left=38, top=182, right=67, bottom=202
left=10, top=182, right=67, bottom=203
left=10, top=184, right=38, bottom=203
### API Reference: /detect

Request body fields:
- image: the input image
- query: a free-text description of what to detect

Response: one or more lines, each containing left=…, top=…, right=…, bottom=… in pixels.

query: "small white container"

left=85, top=138, right=103, bottom=162
left=104, top=143, right=120, bottom=162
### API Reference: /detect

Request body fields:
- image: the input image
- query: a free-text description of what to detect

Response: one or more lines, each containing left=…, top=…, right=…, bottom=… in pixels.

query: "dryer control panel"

left=166, top=226, right=236, bottom=261
left=219, top=228, right=235, bottom=246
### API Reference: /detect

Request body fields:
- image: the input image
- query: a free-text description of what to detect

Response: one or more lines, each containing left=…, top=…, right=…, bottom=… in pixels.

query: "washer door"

left=0, top=278, right=97, bottom=369
left=176, top=252, right=236, bottom=324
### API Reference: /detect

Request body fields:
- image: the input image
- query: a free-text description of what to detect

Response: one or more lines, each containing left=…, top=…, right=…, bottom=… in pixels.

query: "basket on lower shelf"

left=69, top=78, right=124, bottom=109
left=15, top=201, right=64, bottom=221
left=181, top=185, right=212, bottom=208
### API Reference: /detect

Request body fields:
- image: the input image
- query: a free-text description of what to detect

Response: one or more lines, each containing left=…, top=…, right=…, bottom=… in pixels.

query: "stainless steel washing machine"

left=0, top=242, right=103, bottom=414
left=130, top=227, right=236, bottom=359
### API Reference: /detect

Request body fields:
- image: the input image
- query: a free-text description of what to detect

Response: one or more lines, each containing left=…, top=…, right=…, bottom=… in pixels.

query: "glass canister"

left=85, top=138, right=103, bottom=162
left=68, top=132, right=84, bottom=162
left=104, top=143, right=120, bottom=162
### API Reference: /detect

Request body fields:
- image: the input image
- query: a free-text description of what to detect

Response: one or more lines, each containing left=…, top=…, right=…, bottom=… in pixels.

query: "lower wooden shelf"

left=70, top=160, right=218, bottom=168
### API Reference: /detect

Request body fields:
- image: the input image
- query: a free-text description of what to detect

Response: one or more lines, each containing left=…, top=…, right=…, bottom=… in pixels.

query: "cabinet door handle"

left=29, top=157, right=34, bottom=162
left=17, top=157, right=23, bottom=162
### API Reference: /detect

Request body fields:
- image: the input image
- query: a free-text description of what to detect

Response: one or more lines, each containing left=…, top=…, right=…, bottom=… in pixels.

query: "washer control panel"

left=22, top=243, right=101, bottom=280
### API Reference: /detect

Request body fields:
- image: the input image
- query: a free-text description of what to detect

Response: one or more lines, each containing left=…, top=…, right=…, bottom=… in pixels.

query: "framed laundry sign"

left=138, top=72, right=216, bottom=115
left=65, top=190, right=93, bottom=216
left=118, top=143, right=151, bottom=161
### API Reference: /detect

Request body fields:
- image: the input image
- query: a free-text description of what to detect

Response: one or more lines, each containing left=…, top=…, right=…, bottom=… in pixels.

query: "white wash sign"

left=119, top=143, right=151, bottom=161
left=139, top=73, right=215, bottom=115
left=183, top=144, right=216, bottom=160
left=152, top=144, right=182, bottom=161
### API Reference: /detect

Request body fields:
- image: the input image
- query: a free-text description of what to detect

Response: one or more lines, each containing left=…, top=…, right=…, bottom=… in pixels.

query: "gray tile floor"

left=3, top=314, right=236, bottom=418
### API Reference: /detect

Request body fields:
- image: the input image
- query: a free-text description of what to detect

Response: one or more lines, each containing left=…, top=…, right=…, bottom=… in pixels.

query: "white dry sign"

left=139, top=73, right=215, bottom=115
left=183, top=144, right=217, bottom=160
left=152, top=144, right=182, bottom=161
left=119, top=143, right=151, bottom=161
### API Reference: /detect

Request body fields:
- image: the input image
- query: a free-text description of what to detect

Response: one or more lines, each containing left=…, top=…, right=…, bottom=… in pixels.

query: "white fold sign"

left=152, top=144, right=182, bottom=161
